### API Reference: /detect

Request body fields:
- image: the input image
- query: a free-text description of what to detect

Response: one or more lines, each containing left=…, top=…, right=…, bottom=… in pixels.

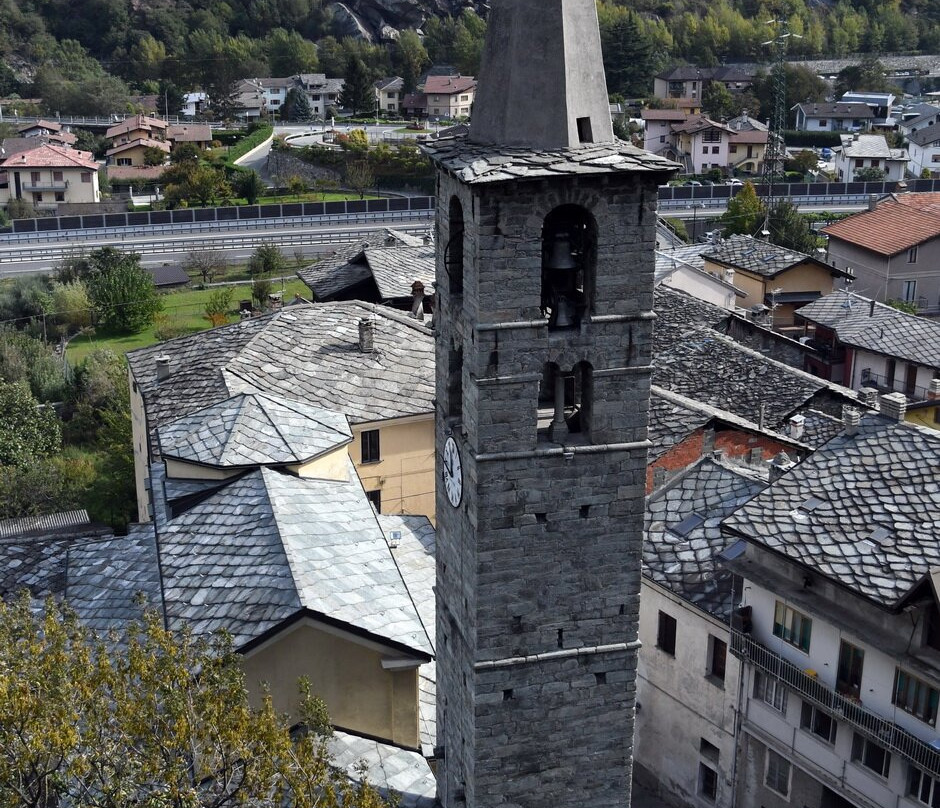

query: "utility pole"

left=760, top=16, right=801, bottom=229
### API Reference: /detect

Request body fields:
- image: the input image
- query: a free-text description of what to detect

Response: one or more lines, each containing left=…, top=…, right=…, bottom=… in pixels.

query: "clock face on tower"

left=442, top=436, right=463, bottom=508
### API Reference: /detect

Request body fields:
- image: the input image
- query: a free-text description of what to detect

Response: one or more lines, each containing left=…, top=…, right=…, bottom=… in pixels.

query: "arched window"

left=447, top=344, right=463, bottom=420
left=446, top=196, right=465, bottom=296
left=537, top=361, right=593, bottom=443
left=541, top=206, right=597, bottom=330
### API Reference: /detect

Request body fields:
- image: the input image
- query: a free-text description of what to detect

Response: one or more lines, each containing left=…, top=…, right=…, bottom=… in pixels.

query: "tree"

left=720, top=180, right=765, bottom=236
left=248, top=243, right=285, bottom=277
left=834, top=57, right=896, bottom=99
left=340, top=56, right=375, bottom=116
left=265, top=28, right=318, bottom=76
left=49, top=280, right=93, bottom=335
left=0, top=329, right=68, bottom=403
left=768, top=200, right=819, bottom=255
left=702, top=81, right=738, bottom=120
left=854, top=167, right=888, bottom=182
left=234, top=169, right=266, bottom=204
left=602, top=13, right=654, bottom=98
left=157, top=79, right=186, bottom=117
left=184, top=250, right=227, bottom=285
left=205, top=287, right=234, bottom=326
left=394, top=29, right=429, bottom=94
left=0, top=595, right=391, bottom=808
left=0, top=381, right=62, bottom=466
left=452, top=9, right=486, bottom=76
left=6, top=198, right=36, bottom=220
left=252, top=277, right=273, bottom=308
left=285, top=87, right=314, bottom=122
left=345, top=160, right=375, bottom=199
left=787, top=149, right=820, bottom=175
left=142, top=145, right=167, bottom=166
left=85, top=248, right=163, bottom=334
left=170, top=142, right=201, bottom=163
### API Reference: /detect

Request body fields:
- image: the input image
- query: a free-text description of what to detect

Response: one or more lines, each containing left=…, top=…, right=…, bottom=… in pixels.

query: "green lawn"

left=66, top=278, right=311, bottom=363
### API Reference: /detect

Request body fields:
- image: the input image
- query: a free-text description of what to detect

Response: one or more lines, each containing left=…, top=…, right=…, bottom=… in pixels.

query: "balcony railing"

left=859, top=369, right=933, bottom=403
left=731, top=630, right=940, bottom=776
left=22, top=180, right=69, bottom=191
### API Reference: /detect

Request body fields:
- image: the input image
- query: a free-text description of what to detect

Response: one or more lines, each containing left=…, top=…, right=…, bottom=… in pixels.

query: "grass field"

left=66, top=277, right=311, bottom=363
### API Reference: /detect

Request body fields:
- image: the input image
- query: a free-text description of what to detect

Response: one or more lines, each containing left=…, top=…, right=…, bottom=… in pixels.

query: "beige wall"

left=240, top=619, right=422, bottom=749
left=129, top=370, right=152, bottom=522
left=111, top=144, right=157, bottom=167
left=351, top=415, right=435, bottom=521
left=0, top=166, right=100, bottom=207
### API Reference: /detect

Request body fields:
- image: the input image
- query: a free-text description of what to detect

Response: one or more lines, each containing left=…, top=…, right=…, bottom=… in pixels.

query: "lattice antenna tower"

left=760, top=16, right=801, bottom=223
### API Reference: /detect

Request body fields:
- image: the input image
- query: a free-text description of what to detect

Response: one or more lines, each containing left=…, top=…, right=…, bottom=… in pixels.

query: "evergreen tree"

left=340, top=56, right=375, bottom=116
left=286, top=87, right=314, bottom=122
left=768, top=201, right=819, bottom=255
left=720, top=181, right=765, bottom=236
left=395, top=29, right=429, bottom=94
left=602, top=13, right=654, bottom=98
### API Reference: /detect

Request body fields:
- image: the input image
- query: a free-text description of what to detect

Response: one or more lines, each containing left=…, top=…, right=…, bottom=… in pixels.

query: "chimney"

left=843, top=405, right=861, bottom=436
left=789, top=414, right=805, bottom=440
left=358, top=317, right=375, bottom=353
left=858, top=386, right=880, bottom=409
left=769, top=451, right=795, bottom=483
left=879, top=392, right=907, bottom=422
left=410, top=280, right=426, bottom=321
left=928, top=378, right=940, bottom=401
left=868, top=194, right=879, bottom=212
left=869, top=299, right=876, bottom=317
left=155, top=355, right=172, bottom=382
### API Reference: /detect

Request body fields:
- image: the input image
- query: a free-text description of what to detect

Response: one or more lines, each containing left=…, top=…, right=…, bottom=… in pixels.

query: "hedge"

left=223, top=124, right=274, bottom=168
left=782, top=130, right=844, bottom=148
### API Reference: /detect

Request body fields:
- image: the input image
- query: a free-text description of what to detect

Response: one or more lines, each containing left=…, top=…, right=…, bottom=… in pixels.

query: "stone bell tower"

left=427, top=1, right=678, bottom=806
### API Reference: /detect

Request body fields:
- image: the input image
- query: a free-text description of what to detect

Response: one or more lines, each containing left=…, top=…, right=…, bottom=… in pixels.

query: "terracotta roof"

left=793, top=102, right=874, bottom=119
left=822, top=193, right=940, bottom=256
left=423, top=75, right=476, bottom=95
left=642, top=109, right=689, bottom=121
left=106, top=138, right=171, bottom=157
left=167, top=124, right=212, bottom=143
left=729, top=130, right=768, bottom=144
left=106, top=115, right=168, bottom=139
left=0, top=143, right=97, bottom=170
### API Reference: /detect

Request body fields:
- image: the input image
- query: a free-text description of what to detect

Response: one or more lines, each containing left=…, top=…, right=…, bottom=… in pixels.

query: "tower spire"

left=469, top=0, right=614, bottom=149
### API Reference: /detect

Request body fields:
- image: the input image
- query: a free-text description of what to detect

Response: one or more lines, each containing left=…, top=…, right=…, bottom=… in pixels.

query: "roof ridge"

left=254, top=395, right=303, bottom=464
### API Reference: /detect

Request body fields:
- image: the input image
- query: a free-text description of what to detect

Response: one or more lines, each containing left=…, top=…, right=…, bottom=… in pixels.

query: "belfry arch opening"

left=537, top=361, right=594, bottom=443
left=446, top=196, right=465, bottom=296
left=540, top=205, right=597, bottom=330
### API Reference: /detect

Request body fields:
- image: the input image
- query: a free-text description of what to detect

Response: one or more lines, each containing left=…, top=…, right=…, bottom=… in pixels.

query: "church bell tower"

left=427, top=2, right=678, bottom=805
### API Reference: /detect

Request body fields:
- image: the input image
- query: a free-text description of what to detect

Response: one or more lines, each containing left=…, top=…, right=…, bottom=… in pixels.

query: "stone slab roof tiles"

left=645, top=458, right=766, bottom=620
left=158, top=392, right=352, bottom=469
left=703, top=234, right=827, bottom=279
left=653, top=286, right=732, bottom=353
left=822, top=192, right=940, bottom=256
left=794, top=102, right=874, bottom=119
left=722, top=415, right=940, bottom=608
left=648, top=390, right=712, bottom=462
left=159, top=465, right=432, bottom=655
left=797, top=290, right=940, bottom=368
left=423, top=133, right=679, bottom=184
left=366, top=246, right=436, bottom=300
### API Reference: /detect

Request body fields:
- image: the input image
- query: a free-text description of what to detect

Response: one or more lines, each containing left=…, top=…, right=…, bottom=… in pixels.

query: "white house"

left=834, top=134, right=908, bottom=182
left=792, top=102, right=874, bottom=133
left=0, top=143, right=100, bottom=210
left=655, top=244, right=742, bottom=310
left=908, top=122, right=940, bottom=178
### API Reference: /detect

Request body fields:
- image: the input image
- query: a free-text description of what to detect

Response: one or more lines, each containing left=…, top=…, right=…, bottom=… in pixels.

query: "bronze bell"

left=546, top=232, right=577, bottom=271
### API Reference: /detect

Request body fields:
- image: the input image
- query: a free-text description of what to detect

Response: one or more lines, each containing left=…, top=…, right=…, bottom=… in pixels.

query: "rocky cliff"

left=329, top=0, right=488, bottom=40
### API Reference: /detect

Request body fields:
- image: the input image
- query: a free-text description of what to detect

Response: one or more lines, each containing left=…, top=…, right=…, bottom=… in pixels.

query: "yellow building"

left=126, top=301, right=436, bottom=524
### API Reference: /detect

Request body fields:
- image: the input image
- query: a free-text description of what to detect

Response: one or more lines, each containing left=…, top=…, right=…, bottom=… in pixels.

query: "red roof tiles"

left=822, top=193, right=940, bottom=256
left=0, top=143, right=97, bottom=171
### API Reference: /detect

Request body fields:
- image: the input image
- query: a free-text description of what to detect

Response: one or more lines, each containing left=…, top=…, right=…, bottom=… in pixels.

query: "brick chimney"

left=358, top=317, right=375, bottom=353
left=843, top=405, right=861, bottom=436
left=928, top=378, right=940, bottom=401
left=858, top=386, right=879, bottom=409
left=155, top=355, right=172, bottom=382
left=879, top=392, right=907, bottom=422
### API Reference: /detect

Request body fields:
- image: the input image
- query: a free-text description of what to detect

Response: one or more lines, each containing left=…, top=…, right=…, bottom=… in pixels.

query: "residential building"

left=796, top=290, right=940, bottom=403
left=898, top=104, right=940, bottom=139
left=181, top=91, right=207, bottom=117
left=375, top=77, right=404, bottom=113
left=106, top=138, right=170, bottom=167
left=671, top=115, right=735, bottom=175
left=727, top=113, right=769, bottom=175
left=822, top=192, right=940, bottom=310
left=908, top=122, right=940, bottom=178
left=792, top=102, right=874, bottom=133
left=656, top=244, right=742, bottom=310
left=231, top=79, right=267, bottom=120
left=841, top=91, right=897, bottom=130
left=255, top=76, right=292, bottom=113
left=0, top=143, right=100, bottom=209
left=653, top=66, right=754, bottom=101
left=702, top=234, right=851, bottom=328
left=834, top=133, right=909, bottom=182
left=642, top=108, right=691, bottom=155
left=421, top=75, right=476, bottom=119
left=295, top=73, right=344, bottom=117
left=721, top=407, right=940, bottom=808
left=17, top=119, right=76, bottom=147
left=126, top=302, right=436, bottom=524
left=105, top=114, right=169, bottom=146
left=165, top=123, right=213, bottom=150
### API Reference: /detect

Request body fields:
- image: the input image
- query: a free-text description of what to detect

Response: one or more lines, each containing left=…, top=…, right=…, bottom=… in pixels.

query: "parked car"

left=685, top=180, right=703, bottom=186
left=821, top=147, right=833, bottom=159
left=726, top=178, right=743, bottom=187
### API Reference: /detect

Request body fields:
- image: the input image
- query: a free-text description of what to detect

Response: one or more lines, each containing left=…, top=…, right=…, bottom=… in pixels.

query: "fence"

left=657, top=177, right=940, bottom=205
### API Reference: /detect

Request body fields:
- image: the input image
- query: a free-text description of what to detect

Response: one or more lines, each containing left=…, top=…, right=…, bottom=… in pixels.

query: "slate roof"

left=159, top=465, right=433, bottom=655
left=127, top=302, right=434, bottom=450
left=0, top=509, right=91, bottom=539
left=794, top=102, right=874, bottom=119
left=822, top=193, right=940, bottom=256
left=645, top=458, right=765, bottom=620
left=158, top=392, right=352, bottom=469
left=366, top=246, right=436, bottom=299
left=796, top=290, right=940, bottom=368
left=799, top=409, right=846, bottom=449
left=328, top=731, right=437, bottom=808
left=703, top=234, right=835, bottom=279
left=423, top=133, right=679, bottom=184
left=722, top=415, right=940, bottom=609
left=648, top=390, right=712, bottom=461
left=652, top=286, right=731, bottom=354
left=909, top=122, right=940, bottom=147
left=838, top=134, right=906, bottom=160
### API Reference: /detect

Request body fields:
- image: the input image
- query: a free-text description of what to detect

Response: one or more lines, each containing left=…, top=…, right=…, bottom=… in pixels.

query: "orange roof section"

left=822, top=193, right=940, bottom=256
left=0, top=143, right=97, bottom=171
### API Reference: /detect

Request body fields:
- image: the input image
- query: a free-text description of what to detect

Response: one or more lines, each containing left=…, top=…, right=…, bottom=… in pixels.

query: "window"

left=894, top=669, right=939, bottom=725
left=360, top=429, right=380, bottom=464
left=117, top=158, right=132, bottom=166
left=909, top=766, right=940, bottom=808
left=576, top=117, right=593, bottom=144
left=657, top=611, right=677, bottom=655
left=886, top=359, right=897, bottom=388
left=703, top=146, right=709, bottom=154
left=903, top=280, right=917, bottom=303
left=699, top=763, right=718, bottom=801
left=52, top=171, right=63, bottom=182
left=30, top=171, right=40, bottom=183
left=836, top=640, right=864, bottom=697
left=366, top=489, right=381, bottom=512
left=852, top=733, right=891, bottom=778
left=773, top=601, right=812, bottom=652
left=765, top=749, right=791, bottom=797
left=856, top=158, right=864, bottom=168
left=801, top=702, right=838, bottom=744
left=730, top=144, right=738, bottom=154
left=818, top=119, right=828, bottom=126
left=660, top=134, right=665, bottom=143
left=81, top=172, right=91, bottom=183
left=712, top=146, right=720, bottom=154
left=54, top=192, right=64, bottom=202
left=541, top=205, right=596, bottom=330
left=909, top=246, right=919, bottom=263
left=707, top=636, right=727, bottom=683
left=446, top=196, right=464, bottom=296
left=703, top=129, right=722, bottom=143
left=754, top=671, right=788, bottom=713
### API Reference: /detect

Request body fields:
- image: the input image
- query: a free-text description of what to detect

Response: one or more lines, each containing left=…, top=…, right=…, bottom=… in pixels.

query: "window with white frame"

left=852, top=732, right=891, bottom=778
left=909, top=766, right=940, bottom=808
left=909, top=245, right=919, bottom=263
left=801, top=701, right=837, bottom=744
left=893, top=668, right=939, bottom=726
left=902, top=280, right=917, bottom=303
left=765, top=748, right=791, bottom=797
left=773, top=601, right=812, bottom=652
left=754, top=671, right=788, bottom=713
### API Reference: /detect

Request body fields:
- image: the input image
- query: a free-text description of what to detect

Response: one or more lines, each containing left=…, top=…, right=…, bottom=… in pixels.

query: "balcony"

left=22, top=180, right=69, bottom=191
left=860, top=368, right=933, bottom=402
left=731, top=630, right=940, bottom=776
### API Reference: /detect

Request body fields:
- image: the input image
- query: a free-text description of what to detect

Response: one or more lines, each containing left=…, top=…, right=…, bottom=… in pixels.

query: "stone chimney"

left=868, top=194, right=879, bottom=212
left=879, top=392, right=907, bottom=422
left=358, top=317, right=375, bottom=353
left=843, top=405, right=861, bottom=436
left=858, top=387, right=880, bottom=409
left=769, top=451, right=795, bottom=483
left=928, top=378, right=940, bottom=401
left=410, top=280, right=426, bottom=321
left=155, top=355, right=172, bottom=382
left=788, top=414, right=805, bottom=440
